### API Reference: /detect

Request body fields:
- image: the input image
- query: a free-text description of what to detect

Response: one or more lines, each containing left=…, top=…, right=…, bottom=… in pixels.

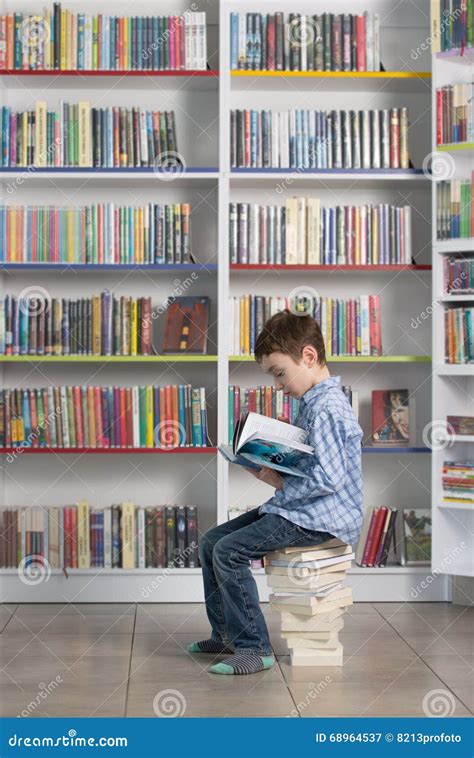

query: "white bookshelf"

left=0, top=0, right=450, bottom=602
left=430, top=43, right=474, bottom=581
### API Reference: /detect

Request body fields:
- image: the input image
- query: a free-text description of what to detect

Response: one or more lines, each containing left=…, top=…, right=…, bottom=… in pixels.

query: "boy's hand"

left=245, top=466, right=284, bottom=490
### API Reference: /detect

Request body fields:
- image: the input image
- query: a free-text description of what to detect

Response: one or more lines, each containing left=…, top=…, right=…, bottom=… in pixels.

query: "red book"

left=436, top=88, right=444, bottom=145
left=369, top=294, right=382, bottom=355
left=249, top=388, right=257, bottom=413
left=73, top=386, right=83, bottom=447
left=125, top=387, right=133, bottom=447
left=360, top=508, right=378, bottom=566
left=267, top=15, right=276, bottom=70
left=366, top=506, right=388, bottom=566
left=64, top=507, right=71, bottom=568
left=355, top=15, right=366, bottom=72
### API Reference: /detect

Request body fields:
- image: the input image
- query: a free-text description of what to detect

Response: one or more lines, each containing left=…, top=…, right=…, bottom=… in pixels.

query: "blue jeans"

left=199, top=507, right=334, bottom=655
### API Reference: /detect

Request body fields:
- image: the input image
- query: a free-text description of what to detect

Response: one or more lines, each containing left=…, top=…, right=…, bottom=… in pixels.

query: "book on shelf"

left=436, top=174, right=474, bottom=240
left=0, top=6, right=207, bottom=70
left=355, top=506, right=398, bottom=567
left=447, top=415, right=474, bottom=435
left=371, top=389, right=410, bottom=446
left=394, top=508, right=431, bottom=566
left=430, top=0, right=473, bottom=53
left=0, top=291, right=154, bottom=356
left=230, top=11, right=380, bottom=72
left=229, top=294, right=382, bottom=357
left=444, top=254, right=474, bottom=294
left=0, top=102, right=178, bottom=168
left=436, top=82, right=474, bottom=145
left=230, top=107, right=410, bottom=169
left=219, top=410, right=313, bottom=478
left=445, top=306, right=474, bottom=364
left=0, top=203, right=193, bottom=265
left=0, top=502, right=200, bottom=571
left=442, top=460, right=474, bottom=504
left=0, top=383, right=209, bottom=449
left=162, top=296, right=210, bottom=354
left=227, top=385, right=358, bottom=443
left=229, top=200, right=413, bottom=266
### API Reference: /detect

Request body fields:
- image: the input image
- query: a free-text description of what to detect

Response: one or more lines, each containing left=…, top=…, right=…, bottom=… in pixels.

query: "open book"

left=218, top=411, right=314, bottom=478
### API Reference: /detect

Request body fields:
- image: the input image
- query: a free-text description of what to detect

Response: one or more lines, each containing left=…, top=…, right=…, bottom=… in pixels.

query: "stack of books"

left=264, top=538, right=354, bottom=666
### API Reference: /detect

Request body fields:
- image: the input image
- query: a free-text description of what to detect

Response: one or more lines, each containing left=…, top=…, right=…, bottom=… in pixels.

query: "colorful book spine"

left=0, top=384, right=209, bottom=449
left=229, top=294, right=382, bottom=357
left=230, top=200, right=412, bottom=265
left=230, top=108, right=410, bottom=169
left=436, top=175, right=474, bottom=239
left=0, top=203, right=191, bottom=264
left=442, top=460, right=474, bottom=504
left=0, top=103, right=178, bottom=167
left=445, top=306, right=474, bottom=364
left=0, top=292, right=153, bottom=356
left=436, top=82, right=474, bottom=145
left=0, top=8, right=207, bottom=71
left=0, top=503, right=200, bottom=569
left=430, top=0, right=473, bottom=53
left=230, top=11, right=380, bottom=72
left=444, top=255, right=474, bottom=293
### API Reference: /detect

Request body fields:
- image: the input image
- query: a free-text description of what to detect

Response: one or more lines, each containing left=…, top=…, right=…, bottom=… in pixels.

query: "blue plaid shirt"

left=259, top=376, right=363, bottom=547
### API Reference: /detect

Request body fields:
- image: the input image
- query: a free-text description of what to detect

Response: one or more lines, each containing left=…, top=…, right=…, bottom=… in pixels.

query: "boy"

left=187, top=309, right=363, bottom=675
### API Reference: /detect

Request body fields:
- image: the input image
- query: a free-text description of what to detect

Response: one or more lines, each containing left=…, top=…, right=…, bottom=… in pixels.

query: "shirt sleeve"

left=278, top=407, right=349, bottom=500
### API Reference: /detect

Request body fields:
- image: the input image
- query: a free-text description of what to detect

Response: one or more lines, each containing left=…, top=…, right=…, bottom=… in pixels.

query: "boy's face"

left=260, top=351, right=313, bottom=399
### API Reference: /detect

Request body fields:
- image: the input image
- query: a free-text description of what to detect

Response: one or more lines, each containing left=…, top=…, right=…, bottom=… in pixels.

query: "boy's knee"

left=198, top=526, right=222, bottom=563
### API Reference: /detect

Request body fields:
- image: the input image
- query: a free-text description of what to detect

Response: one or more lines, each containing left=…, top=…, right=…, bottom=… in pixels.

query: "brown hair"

left=254, top=309, right=326, bottom=366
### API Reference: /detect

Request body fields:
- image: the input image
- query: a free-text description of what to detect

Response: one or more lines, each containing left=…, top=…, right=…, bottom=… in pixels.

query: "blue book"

left=230, top=13, right=239, bottom=69
left=219, top=411, right=313, bottom=478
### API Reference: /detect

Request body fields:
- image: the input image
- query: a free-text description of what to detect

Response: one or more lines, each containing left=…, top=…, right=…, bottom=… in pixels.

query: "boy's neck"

left=300, top=365, right=332, bottom=397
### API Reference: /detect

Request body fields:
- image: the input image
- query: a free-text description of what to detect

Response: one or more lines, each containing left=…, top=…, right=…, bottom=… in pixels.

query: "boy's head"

left=254, top=309, right=329, bottom=399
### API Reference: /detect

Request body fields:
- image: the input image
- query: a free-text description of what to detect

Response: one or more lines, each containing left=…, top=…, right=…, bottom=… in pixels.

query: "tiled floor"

left=1, top=602, right=472, bottom=717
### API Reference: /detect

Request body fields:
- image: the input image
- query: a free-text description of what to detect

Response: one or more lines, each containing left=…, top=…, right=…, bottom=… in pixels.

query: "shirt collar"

left=299, top=376, right=341, bottom=407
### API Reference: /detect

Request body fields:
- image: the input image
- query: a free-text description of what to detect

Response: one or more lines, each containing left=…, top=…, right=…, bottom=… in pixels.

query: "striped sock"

left=209, top=652, right=275, bottom=675
left=186, top=638, right=234, bottom=654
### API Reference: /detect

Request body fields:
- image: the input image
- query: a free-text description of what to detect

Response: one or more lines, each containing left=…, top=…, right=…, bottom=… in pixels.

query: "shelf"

left=435, top=364, right=474, bottom=376
left=436, top=47, right=474, bottom=64
left=0, top=355, right=219, bottom=363
left=0, top=69, right=219, bottom=90
left=438, top=503, right=473, bottom=511
left=440, top=294, right=474, bottom=302
left=434, top=239, right=474, bottom=254
left=0, top=168, right=219, bottom=188
left=444, top=435, right=474, bottom=444
left=229, top=169, right=430, bottom=189
left=437, top=143, right=474, bottom=152
left=229, top=355, right=432, bottom=363
left=230, top=69, right=431, bottom=92
left=0, top=263, right=218, bottom=272
left=362, top=446, right=430, bottom=454
left=0, top=446, right=217, bottom=455
left=230, top=264, right=431, bottom=272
